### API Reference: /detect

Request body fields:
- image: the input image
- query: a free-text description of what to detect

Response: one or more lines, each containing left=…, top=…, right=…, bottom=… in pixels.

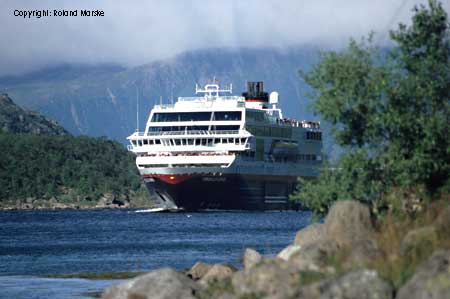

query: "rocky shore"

left=102, top=200, right=450, bottom=299
left=0, top=192, right=154, bottom=211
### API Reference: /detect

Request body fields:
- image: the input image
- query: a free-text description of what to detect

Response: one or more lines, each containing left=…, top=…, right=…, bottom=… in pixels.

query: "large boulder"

left=344, top=238, right=381, bottom=269
left=435, top=205, right=450, bottom=234
left=299, top=269, right=393, bottom=299
left=396, top=250, right=450, bottom=299
left=232, top=259, right=300, bottom=299
left=288, top=239, right=339, bottom=273
left=200, top=264, right=236, bottom=285
left=277, top=244, right=301, bottom=261
left=243, top=248, right=262, bottom=270
left=187, top=262, right=213, bottom=281
left=400, top=226, right=438, bottom=255
left=102, top=268, right=199, bottom=299
left=294, top=223, right=328, bottom=247
left=325, top=200, right=374, bottom=247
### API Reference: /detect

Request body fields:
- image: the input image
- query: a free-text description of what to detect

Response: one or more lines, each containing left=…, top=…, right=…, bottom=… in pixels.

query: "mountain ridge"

left=0, top=46, right=319, bottom=142
left=0, top=93, right=68, bottom=135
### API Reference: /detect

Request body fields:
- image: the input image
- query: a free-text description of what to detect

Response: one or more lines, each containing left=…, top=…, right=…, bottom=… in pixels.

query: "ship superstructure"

left=127, top=81, right=322, bottom=210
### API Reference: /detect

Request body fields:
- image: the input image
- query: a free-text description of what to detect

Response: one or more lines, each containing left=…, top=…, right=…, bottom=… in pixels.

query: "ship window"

left=246, top=110, right=269, bottom=123
left=149, top=140, right=154, bottom=145
left=138, top=140, right=142, bottom=146
left=228, top=138, right=234, bottom=143
left=201, top=139, right=207, bottom=145
left=214, top=111, right=242, bottom=121
left=222, top=138, right=227, bottom=144
left=240, top=138, right=246, bottom=144
left=213, top=125, right=240, bottom=131
left=148, top=125, right=238, bottom=133
left=175, top=139, right=181, bottom=146
left=306, top=131, right=322, bottom=140
left=214, top=139, right=220, bottom=144
left=207, top=139, right=213, bottom=146
left=187, top=139, right=194, bottom=145
left=155, top=139, right=161, bottom=144
left=152, top=112, right=212, bottom=122
left=143, top=139, right=148, bottom=145
left=148, top=125, right=212, bottom=132
left=131, top=140, right=137, bottom=146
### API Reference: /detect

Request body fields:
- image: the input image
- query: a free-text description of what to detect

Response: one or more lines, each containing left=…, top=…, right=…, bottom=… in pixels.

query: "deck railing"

left=129, top=129, right=246, bottom=138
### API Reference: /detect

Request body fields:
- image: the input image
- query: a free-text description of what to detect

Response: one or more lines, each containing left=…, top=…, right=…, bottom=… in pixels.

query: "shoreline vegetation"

left=43, top=272, right=146, bottom=280
left=0, top=94, right=154, bottom=210
left=0, top=132, right=153, bottom=210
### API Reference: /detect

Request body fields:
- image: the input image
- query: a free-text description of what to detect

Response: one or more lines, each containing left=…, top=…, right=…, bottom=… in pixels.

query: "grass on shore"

left=370, top=196, right=450, bottom=289
left=43, top=271, right=146, bottom=280
left=315, top=195, right=450, bottom=291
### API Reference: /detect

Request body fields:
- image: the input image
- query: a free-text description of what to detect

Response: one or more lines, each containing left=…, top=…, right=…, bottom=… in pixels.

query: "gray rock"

left=102, top=268, right=199, bottom=299
left=400, top=226, right=438, bottom=255
left=345, top=239, right=381, bottom=268
left=243, top=248, right=262, bottom=270
left=200, top=264, right=236, bottom=285
left=294, top=223, right=328, bottom=248
left=187, top=261, right=213, bottom=280
left=396, top=250, right=450, bottom=299
left=22, top=203, right=34, bottom=209
left=325, top=200, right=374, bottom=247
left=277, top=244, right=301, bottom=261
left=232, top=259, right=300, bottom=299
left=299, top=269, right=393, bottom=299
left=289, top=239, right=339, bottom=272
left=435, top=206, right=450, bottom=233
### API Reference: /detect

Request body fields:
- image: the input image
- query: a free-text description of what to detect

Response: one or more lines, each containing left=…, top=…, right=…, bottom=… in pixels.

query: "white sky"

left=0, top=0, right=443, bottom=76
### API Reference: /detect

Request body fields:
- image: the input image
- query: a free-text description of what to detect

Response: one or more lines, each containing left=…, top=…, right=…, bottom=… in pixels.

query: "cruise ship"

left=127, top=81, right=322, bottom=211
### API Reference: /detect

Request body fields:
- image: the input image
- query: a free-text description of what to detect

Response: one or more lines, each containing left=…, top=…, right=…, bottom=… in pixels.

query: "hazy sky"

left=0, top=0, right=443, bottom=76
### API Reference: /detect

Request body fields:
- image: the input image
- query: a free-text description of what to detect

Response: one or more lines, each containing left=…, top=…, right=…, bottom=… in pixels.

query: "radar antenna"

left=195, top=80, right=233, bottom=98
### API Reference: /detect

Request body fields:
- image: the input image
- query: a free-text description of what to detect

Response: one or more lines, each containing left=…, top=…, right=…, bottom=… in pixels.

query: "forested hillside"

left=0, top=97, right=150, bottom=209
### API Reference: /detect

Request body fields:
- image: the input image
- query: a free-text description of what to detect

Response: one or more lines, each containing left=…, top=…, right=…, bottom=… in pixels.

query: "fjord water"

left=0, top=209, right=311, bottom=299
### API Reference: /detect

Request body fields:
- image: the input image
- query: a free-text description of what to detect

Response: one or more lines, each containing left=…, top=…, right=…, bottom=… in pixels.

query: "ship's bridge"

left=126, top=81, right=320, bottom=170
left=127, top=83, right=252, bottom=162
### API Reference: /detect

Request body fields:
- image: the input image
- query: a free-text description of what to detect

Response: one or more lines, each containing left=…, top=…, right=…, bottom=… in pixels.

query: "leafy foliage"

left=0, top=132, right=141, bottom=202
left=292, top=0, right=450, bottom=215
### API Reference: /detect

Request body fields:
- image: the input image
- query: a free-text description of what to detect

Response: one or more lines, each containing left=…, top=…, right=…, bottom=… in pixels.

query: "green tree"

left=291, top=0, right=450, bottom=215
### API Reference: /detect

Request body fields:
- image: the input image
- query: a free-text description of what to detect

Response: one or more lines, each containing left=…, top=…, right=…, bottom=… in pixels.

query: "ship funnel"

left=242, top=81, right=269, bottom=103
left=247, top=82, right=255, bottom=96
left=256, top=82, right=263, bottom=95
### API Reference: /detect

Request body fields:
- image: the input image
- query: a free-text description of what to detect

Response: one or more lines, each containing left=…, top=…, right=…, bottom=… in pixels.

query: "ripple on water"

left=0, top=209, right=312, bottom=299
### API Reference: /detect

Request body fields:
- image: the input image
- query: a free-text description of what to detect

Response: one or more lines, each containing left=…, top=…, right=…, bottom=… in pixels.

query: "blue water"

left=0, top=209, right=311, bottom=299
